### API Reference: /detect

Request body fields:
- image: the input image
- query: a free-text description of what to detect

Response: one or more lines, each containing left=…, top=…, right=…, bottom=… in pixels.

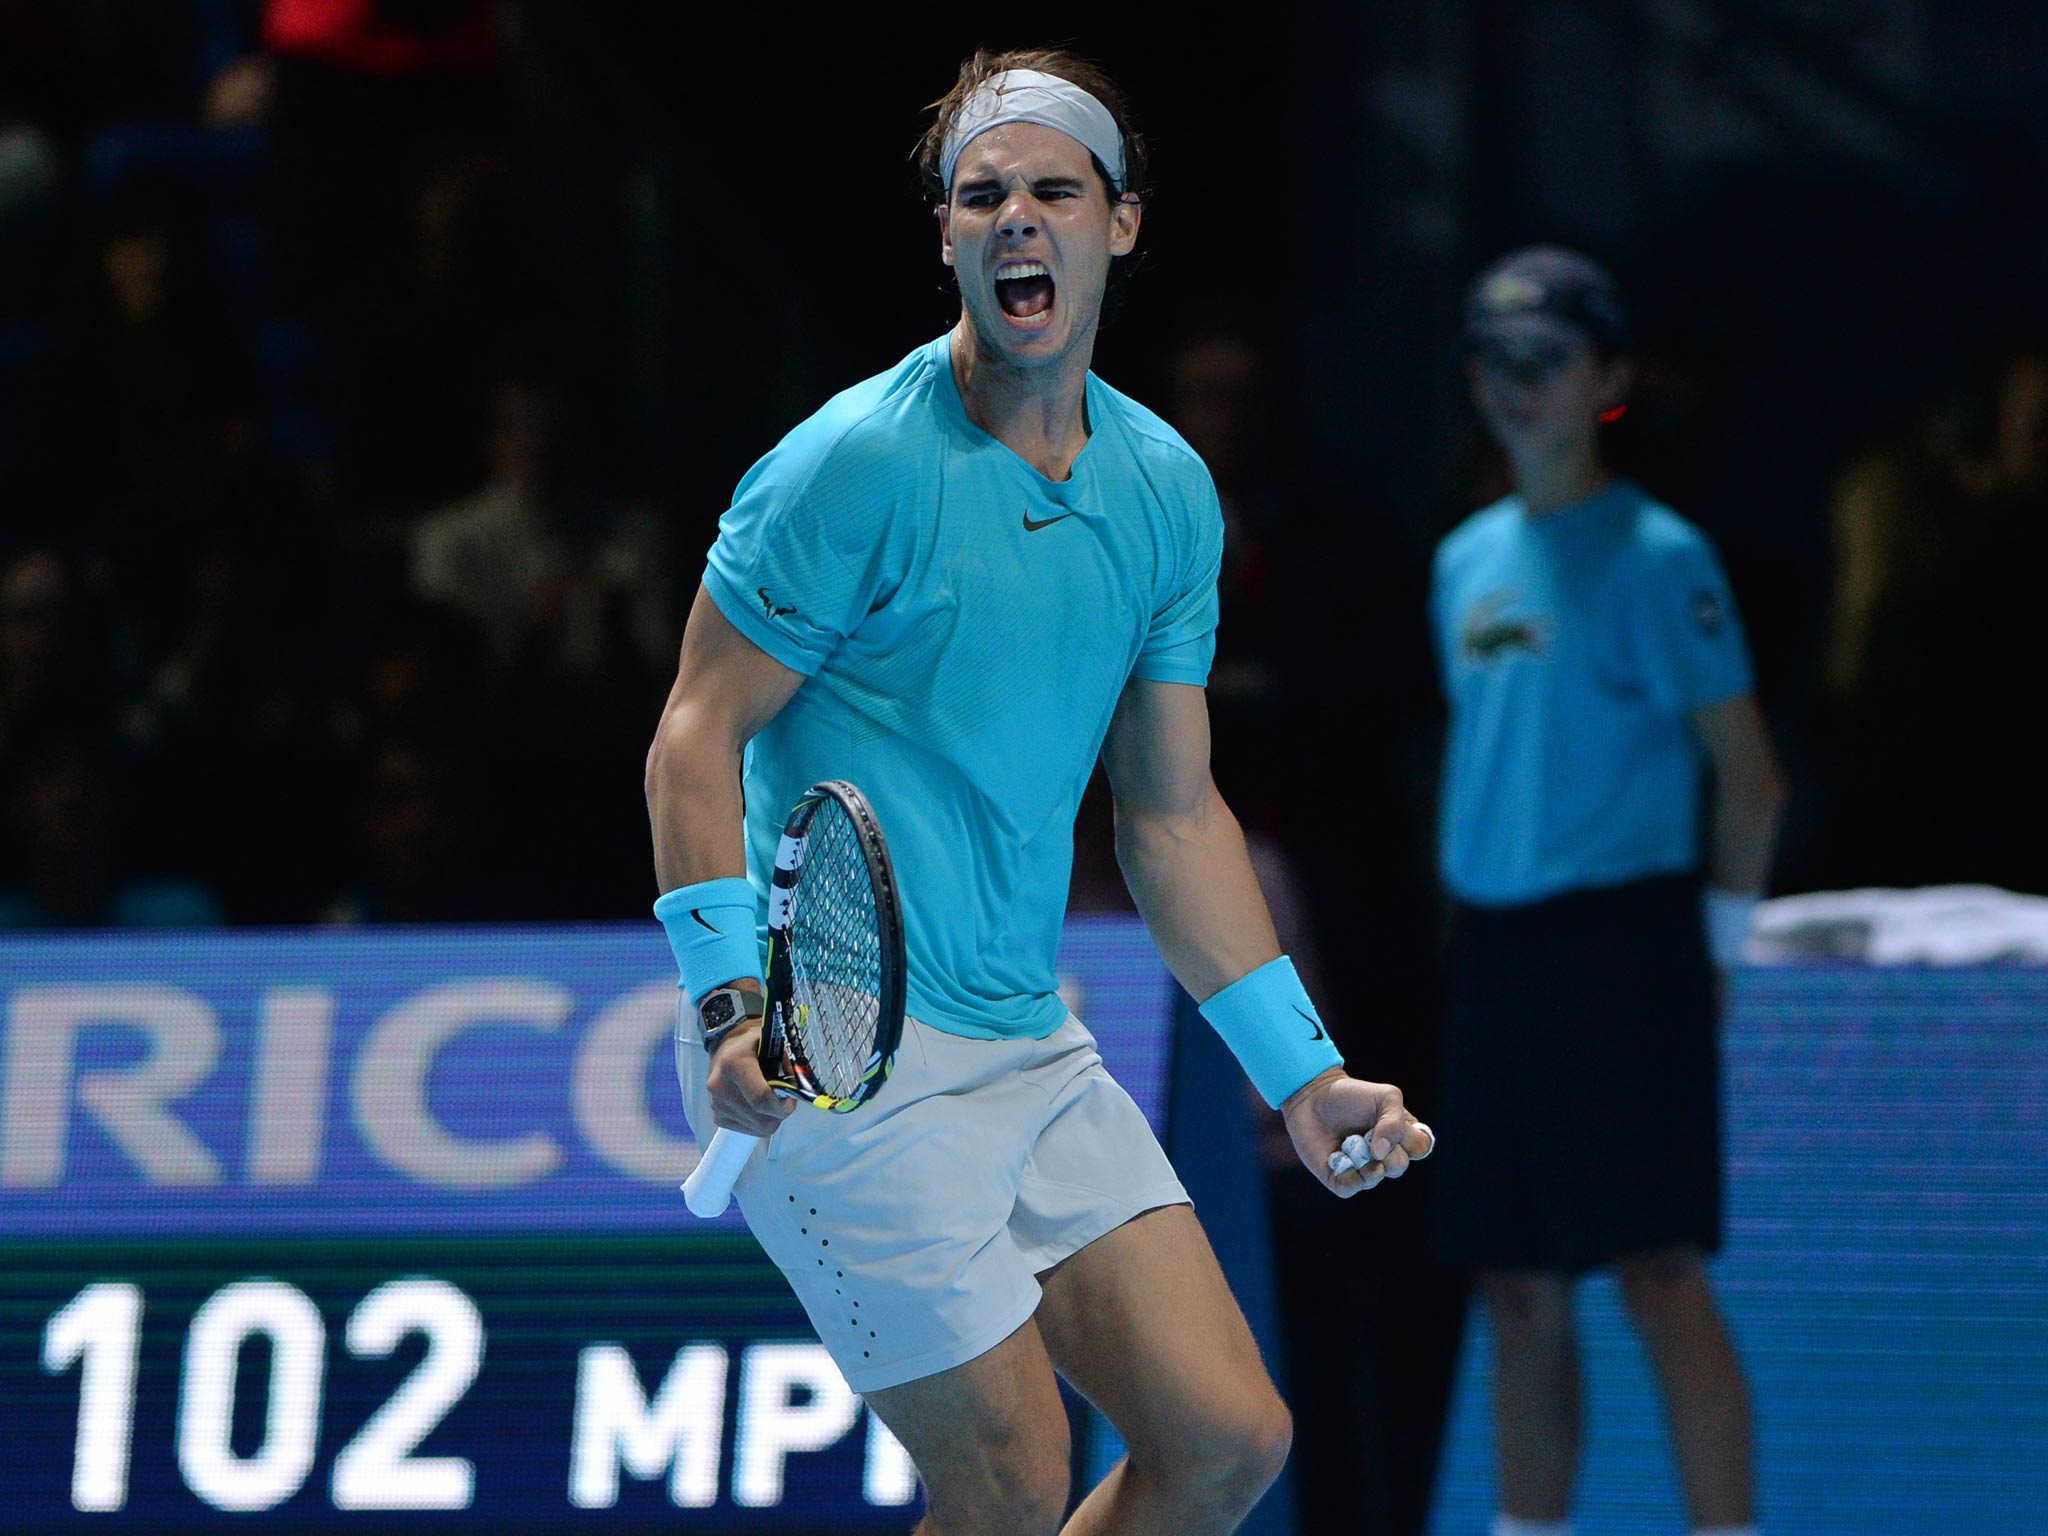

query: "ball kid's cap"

left=1464, top=246, right=1630, bottom=352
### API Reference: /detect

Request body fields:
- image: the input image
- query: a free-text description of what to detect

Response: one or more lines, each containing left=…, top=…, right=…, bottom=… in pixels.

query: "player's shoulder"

left=1089, top=373, right=1217, bottom=501
left=748, top=339, right=949, bottom=494
left=1435, top=496, right=1520, bottom=570
left=1616, top=484, right=1723, bottom=574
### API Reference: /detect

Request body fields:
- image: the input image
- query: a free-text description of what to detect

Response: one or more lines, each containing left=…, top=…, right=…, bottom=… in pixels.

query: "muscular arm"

left=645, top=585, right=805, bottom=892
left=1691, top=692, right=1787, bottom=897
left=1100, top=677, right=1280, bottom=1000
left=1102, top=676, right=1432, bottom=1195
left=645, top=585, right=806, bottom=1136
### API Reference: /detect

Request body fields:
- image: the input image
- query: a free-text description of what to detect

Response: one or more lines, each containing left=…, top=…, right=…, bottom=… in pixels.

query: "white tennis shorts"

left=675, top=1010, right=1189, bottom=1394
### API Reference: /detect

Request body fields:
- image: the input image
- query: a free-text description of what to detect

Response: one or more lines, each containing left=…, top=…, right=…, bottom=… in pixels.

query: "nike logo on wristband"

left=1293, top=1005, right=1326, bottom=1042
left=689, top=909, right=719, bottom=933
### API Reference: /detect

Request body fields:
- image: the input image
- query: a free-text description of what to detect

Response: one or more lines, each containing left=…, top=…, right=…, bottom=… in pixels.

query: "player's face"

left=1468, top=332, right=1632, bottom=458
left=938, top=123, right=1139, bottom=368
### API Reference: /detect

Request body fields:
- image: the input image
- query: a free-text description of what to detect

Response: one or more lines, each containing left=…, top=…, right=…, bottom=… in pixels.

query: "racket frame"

left=683, top=779, right=906, bottom=1218
left=755, top=779, right=907, bottom=1112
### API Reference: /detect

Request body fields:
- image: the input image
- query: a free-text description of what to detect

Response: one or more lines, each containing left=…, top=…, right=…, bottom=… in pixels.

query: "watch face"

left=701, top=991, right=736, bottom=1030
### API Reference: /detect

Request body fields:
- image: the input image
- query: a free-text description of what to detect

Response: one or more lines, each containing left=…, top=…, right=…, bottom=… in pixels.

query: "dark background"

left=4, top=3, right=2045, bottom=1530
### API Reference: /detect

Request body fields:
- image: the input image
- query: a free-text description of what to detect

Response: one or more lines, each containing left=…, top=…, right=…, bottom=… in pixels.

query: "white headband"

left=939, top=68, right=1126, bottom=195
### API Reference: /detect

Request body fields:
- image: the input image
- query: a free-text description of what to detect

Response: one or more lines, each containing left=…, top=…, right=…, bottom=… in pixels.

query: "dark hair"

left=915, top=47, right=1149, bottom=204
left=913, top=47, right=1151, bottom=317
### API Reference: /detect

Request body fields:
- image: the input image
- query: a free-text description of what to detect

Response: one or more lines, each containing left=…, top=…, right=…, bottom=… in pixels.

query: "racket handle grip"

left=683, top=1129, right=762, bottom=1217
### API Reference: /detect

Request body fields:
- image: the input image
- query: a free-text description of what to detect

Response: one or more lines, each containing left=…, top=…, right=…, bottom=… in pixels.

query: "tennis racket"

left=682, top=779, right=907, bottom=1217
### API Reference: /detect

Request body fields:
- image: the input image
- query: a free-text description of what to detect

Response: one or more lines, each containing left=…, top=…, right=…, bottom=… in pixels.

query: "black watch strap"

left=698, top=986, right=765, bottom=1051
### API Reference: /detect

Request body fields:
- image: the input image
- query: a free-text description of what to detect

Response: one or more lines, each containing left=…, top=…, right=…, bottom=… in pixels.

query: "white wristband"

left=1702, top=887, right=1758, bottom=968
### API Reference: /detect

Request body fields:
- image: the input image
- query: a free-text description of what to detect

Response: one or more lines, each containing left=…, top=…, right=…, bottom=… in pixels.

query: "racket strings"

left=786, top=804, right=883, bottom=1100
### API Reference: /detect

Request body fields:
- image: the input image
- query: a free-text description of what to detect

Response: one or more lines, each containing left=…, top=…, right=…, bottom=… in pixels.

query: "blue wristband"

left=1198, top=955, right=1344, bottom=1108
left=653, top=878, right=762, bottom=1005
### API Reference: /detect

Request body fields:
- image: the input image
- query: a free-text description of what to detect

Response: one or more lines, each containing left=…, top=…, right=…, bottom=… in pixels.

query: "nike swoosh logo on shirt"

left=1023, top=511, right=1079, bottom=531
left=1294, top=1005, right=1326, bottom=1042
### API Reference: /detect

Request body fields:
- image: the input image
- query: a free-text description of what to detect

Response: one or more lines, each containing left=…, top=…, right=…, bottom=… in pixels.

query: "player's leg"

left=1614, top=1244, right=1754, bottom=1530
left=1032, top=1204, right=1292, bottom=1536
left=1435, top=899, right=1582, bottom=1526
left=1479, top=1267, right=1581, bottom=1524
left=862, top=1319, right=1072, bottom=1536
left=1581, top=877, right=1750, bottom=1525
left=677, top=1016, right=1081, bottom=1534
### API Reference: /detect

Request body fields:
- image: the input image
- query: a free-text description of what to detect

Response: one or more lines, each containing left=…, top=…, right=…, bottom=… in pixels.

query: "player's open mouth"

left=994, top=260, right=1056, bottom=326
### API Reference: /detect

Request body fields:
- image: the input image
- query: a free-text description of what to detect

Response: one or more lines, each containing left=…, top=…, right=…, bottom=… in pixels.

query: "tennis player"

left=1431, top=247, right=1786, bottom=1536
left=644, top=47, right=1432, bottom=1536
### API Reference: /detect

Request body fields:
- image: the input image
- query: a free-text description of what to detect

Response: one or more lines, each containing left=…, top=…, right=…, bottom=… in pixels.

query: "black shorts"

left=1430, top=872, right=1723, bottom=1274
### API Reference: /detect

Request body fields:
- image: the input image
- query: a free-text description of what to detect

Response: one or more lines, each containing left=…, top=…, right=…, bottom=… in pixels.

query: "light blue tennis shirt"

left=1431, top=479, right=1754, bottom=907
left=704, top=334, right=1223, bottom=1039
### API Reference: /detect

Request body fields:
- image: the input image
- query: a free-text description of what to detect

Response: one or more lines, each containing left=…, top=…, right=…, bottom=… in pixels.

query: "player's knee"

left=932, top=1426, right=1068, bottom=1536
left=1615, top=1247, right=1707, bottom=1334
left=985, top=1453, right=1069, bottom=1536
left=1229, top=1393, right=1294, bottom=1500
left=1172, top=1389, right=1292, bottom=1511
left=1479, top=1269, right=1569, bottom=1338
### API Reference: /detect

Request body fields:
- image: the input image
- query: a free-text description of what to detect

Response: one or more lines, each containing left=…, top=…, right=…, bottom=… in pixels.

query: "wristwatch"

left=698, top=986, right=765, bottom=1052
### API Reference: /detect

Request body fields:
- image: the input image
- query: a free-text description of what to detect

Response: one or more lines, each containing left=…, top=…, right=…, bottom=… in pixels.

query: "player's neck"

left=949, top=322, right=1095, bottom=482
left=1514, top=446, right=1611, bottom=518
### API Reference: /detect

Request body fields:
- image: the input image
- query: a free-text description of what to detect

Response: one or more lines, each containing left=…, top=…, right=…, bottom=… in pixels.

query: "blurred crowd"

left=1, top=0, right=676, bottom=928
left=4, top=2, right=2047, bottom=937
left=1806, top=343, right=2048, bottom=894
